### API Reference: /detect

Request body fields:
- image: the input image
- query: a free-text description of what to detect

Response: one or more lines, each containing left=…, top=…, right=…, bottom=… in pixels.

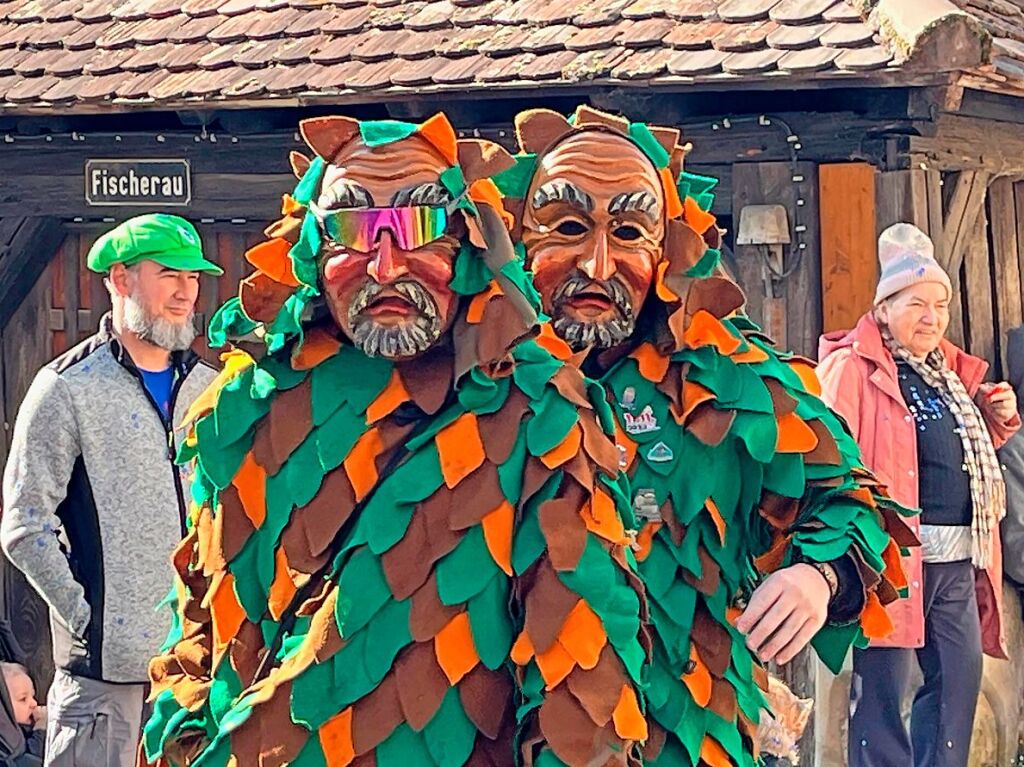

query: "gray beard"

left=123, top=292, right=197, bottom=352
left=348, top=280, right=442, bottom=360
left=551, top=276, right=635, bottom=352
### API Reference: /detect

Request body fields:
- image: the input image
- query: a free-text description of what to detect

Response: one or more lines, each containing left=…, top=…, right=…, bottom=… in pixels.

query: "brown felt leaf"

left=264, top=214, right=303, bottom=245
left=382, top=508, right=432, bottom=600
left=682, top=546, right=721, bottom=597
left=649, top=125, right=681, bottom=157
left=457, top=139, right=516, bottom=184
left=549, top=366, right=593, bottom=410
left=573, top=105, right=630, bottom=136
left=289, top=151, right=311, bottom=180
left=539, top=498, right=588, bottom=573
left=448, top=462, right=506, bottom=530
left=478, top=387, right=530, bottom=464
left=410, top=573, right=461, bottom=642
left=398, top=348, right=453, bottom=416
left=218, top=486, right=256, bottom=564
left=523, top=560, right=579, bottom=654
left=280, top=468, right=357, bottom=573
left=759, top=492, right=800, bottom=530
left=300, top=116, right=361, bottom=162
left=514, top=109, right=575, bottom=155
left=708, top=679, right=738, bottom=722
left=421, top=494, right=465, bottom=566
left=579, top=414, right=620, bottom=478
left=237, top=679, right=308, bottom=767
left=692, top=605, right=732, bottom=678
left=240, top=271, right=295, bottom=324
left=687, top=404, right=736, bottom=447
left=561, top=452, right=595, bottom=494
left=565, top=646, right=625, bottom=727
left=642, top=722, right=667, bottom=762
left=685, top=276, right=745, bottom=320
left=655, top=362, right=685, bottom=417
left=227, top=620, right=265, bottom=686
left=806, top=419, right=843, bottom=465
left=477, top=295, right=532, bottom=370
left=538, top=686, right=611, bottom=765
left=521, top=456, right=554, bottom=509
left=395, top=641, right=449, bottom=731
left=352, top=673, right=404, bottom=755
left=459, top=663, right=514, bottom=740
left=765, top=379, right=799, bottom=417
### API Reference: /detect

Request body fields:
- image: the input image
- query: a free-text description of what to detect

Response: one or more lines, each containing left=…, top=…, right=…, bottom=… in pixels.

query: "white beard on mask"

left=123, top=290, right=197, bottom=352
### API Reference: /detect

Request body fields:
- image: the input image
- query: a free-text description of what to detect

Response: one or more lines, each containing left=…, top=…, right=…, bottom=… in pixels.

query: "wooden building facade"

left=2, top=0, right=1024, bottom=764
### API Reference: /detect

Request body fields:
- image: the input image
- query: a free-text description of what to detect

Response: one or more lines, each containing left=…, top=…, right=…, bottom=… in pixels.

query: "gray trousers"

left=44, top=668, right=147, bottom=767
left=848, top=560, right=983, bottom=767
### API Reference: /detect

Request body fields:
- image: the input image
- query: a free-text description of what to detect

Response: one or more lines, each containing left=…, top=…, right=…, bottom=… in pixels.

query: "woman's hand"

left=977, top=382, right=1018, bottom=424
left=735, top=563, right=830, bottom=665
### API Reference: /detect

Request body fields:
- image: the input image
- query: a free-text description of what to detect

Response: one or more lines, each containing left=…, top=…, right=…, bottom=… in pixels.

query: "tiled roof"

left=0, top=0, right=1018, bottom=113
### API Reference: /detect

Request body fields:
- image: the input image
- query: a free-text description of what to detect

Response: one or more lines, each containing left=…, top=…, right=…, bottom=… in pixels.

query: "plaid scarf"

left=882, top=327, right=1005, bottom=568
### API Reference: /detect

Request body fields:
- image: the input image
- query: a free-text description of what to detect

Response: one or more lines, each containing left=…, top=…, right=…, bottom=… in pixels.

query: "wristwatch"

left=808, top=561, right=839, bottom=602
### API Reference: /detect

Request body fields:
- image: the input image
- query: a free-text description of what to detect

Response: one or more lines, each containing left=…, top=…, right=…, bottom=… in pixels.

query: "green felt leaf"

left=512, top=354, right=562, bottom=402
left=437, top=526, right=499, bottom=605
left=467, top=572, right=513, bottom=670
left=291, top=653, right=343, bottom=729
left=364, top=598, right=412, bottom=685
left=458, top=367, right=510, bottom=415
left=293, top=157, right=325, bottom=205
left=526, top=389, right=579, bottom=455
left=288, top=734, right=326, bottom=767
left=207, top=297, right=258, bottom=349
left=361, top=119, right=418, bottom=147
left=763, top=452, right=806, bottom=498
left=450, top=241, right=493, bottom=297
left=423, top=687, right=477, bottom=766
left=337, top=545, right=393, bottom=636
left=191, top=733, right=232, bottom=767
left=229, top=530, right=274, bottom=621
left=492, top=154, right=537, bottom=198
left=497, top=427, right=529, bottom=507
left=638, top=538, right=678, bottom=599
left=284, top=435, right=327, bottom=508
left=685, top=248, right=721, bottom=278
left=511, top=497, right=545, bottom=576
left=628, top=122, right=671, bottom=169
left=315, top=404, right=365, bottom=472
left=377, top=723, right=435, bottom=767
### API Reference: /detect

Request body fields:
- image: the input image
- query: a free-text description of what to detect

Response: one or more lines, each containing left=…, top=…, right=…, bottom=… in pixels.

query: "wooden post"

left=819, top=164, right=878, bottom=334
left=963, top=205, right=996, bottom=370
left=989, top=178, right=1023, bottom=377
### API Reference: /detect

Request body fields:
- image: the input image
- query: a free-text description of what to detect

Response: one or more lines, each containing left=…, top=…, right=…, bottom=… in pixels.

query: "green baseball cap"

left=86, top=213, right=223, bottom=275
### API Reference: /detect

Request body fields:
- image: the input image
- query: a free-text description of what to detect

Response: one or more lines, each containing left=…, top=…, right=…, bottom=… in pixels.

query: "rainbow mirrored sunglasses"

left=309, top=192, right=467, bottom=252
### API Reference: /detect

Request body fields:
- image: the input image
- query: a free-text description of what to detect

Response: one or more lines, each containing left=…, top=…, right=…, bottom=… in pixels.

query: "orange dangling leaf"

left=320, top=707, right=355, bottom=767
left=612, top=684, right=649, bottom=741
left=537, top=323, right=573, bottom=360
left=699, top=735, right=732, bottom=767
left=789, top=358, right=822, bottom=396
left=281, top=194, right=303, bottom=216
left=684, top=196, right=716, bottom=235
left=365, top=369, right=411, bottom=424
left=654, top=259, right=679, bottom=302
left=469, top=180, right=513, bottom=228
left=293, top=326, right=342, bottom=371
left=557, top=600, right=607, bottom=670
left=245, top=238, right=300, bottom=287
left=861, top=591, right=894, bottom=639
left=630, top=342, right=670, bottom=382
left=482, top=501, right=514, bottom=576
left=418, top=113, right=459, bottom=165
left=660, top=168, right=684, bottom=220
left=881, top=539, right=908, bottom=591
left=731, top=342, right=770, bottom=364
left=682, top=646, right=712, bottom=707
left=510, top=630, right=535, bottom=665
left=753, top=532, right=790, bottom=571
left=633, top=521, right=661, bottom=561
left=680, top=379, right=716, bottom=423
left=268, top=547, right=298, bottom=621
left=210, top=572, right=245, bottom=651
left=541, top=423, right=582, bottom=470
left=776, top=412, right=819, bottom=454
left=233, top=452, right=267, bottom=528
left=535, top=638, right=576, bottom=690
left=684, top=310, right=741, bottom=355
left=467, top=281, right=503, bottom=324
left=434, top=612, right=480, bottom=684
left=344, top=429, right=383, bottom=501
left=583, top=487, right=627, bottom=544
left=706, top=498, right=726, bottom=544
left=436, top=412, right=486, bottom=489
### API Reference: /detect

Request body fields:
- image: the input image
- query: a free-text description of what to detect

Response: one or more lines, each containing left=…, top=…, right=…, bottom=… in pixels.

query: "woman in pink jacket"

left=818, top=223, right=1020, bottom=767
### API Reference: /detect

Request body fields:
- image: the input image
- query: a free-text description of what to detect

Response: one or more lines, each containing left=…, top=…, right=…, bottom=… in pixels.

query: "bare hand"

left=977, top=382, right=1018, bottom=424
left=32, top=705, right=47, bottom=730
left=735, top=563, right=829, bottom=665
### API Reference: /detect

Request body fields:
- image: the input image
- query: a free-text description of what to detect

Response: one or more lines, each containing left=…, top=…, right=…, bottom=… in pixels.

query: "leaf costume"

left=498, top=106, right=917, bottom=767
left=144, top=114, right=650, bottom=767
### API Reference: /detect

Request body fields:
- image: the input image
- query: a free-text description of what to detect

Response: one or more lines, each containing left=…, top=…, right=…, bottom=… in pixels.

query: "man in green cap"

left=1, top=214, right=221, bottom=767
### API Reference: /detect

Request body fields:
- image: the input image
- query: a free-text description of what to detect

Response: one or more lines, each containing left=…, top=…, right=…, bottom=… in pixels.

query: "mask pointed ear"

left=514, top=109, right=574, bottom=154
left=573, top=104, right=630, bottom=135
left=289, top=151, right=312, bottom=180
left=299, top=116, right=361, bottom=162
left=650, top=126, right=681, bottom=157
left=457, top=139, right=515, bottom=184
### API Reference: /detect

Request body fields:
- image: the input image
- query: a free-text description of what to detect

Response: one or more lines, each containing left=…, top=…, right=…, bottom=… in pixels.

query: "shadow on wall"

left=813, top=583, right=1024, bottom=767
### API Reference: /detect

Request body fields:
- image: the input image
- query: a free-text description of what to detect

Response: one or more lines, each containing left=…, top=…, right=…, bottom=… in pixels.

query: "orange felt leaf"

left=482, top=501, right=514, bottom=576
left=557, top=600, right=607, bottom=670
left=654, top=259, right=679, bottom=302
left=467, top=281, right=503, bottom=324
left=510, top=630, right=535, bottom=665
left=754, top=533, right=790, bottom=572
left=535, top=636, right=576, bottom=690
left=245, top=238, right=300, bottom=287
left=344, top=429, right=383, bottom=502
left=541, top=423, right=582, bottom=470
left=211, top=572, right=245, bottom=650
left=726, top=606, right=743, bottom=625
left=634, top=521, right=661, bottom=561
left=731, top=343, right=770, bottom=364
left=682, top=646, right=712, bottom=707
left=680, top=380, right=716, bottom=423
left=630, top=342, right=670, bottom=382
left=281, top=194, right=302, bottom=216
left=436, top=412, right=486, bottom=489
left=469, top=180, right=513, bottom=229
left=789, top=359, right=822, bottom=396
left=320, top=707, right=355, bottom=767
left=537, top=323, right=573, bottom=360
left=706, top=498, right=726, bottom=544
left=434, top=612, right=479, bottom=684
left=684, top=310, right=741, bottom=355
left=418, top=113, right=459, bottom=165
left=584, top=487, right=627, bottom=544
left=612, top=684, right=649, bottom=741
left=268, top=547, right=297, bottom=621
left=684, top=196, right=716, bottom=235
left=861, top=591, right=894, bottom=639
left=233, top=452, right=267, bottom=528
left=365, top=369, right=410, bottom=424
left=293, top=326, right=342, bottom=370
left=699, top=736, right=732, bottom=767
left=660, top=168, right=684, bottom=220
left=881, top=539, right=908, bottom=591
left=776, top=412, right=819, bottom=454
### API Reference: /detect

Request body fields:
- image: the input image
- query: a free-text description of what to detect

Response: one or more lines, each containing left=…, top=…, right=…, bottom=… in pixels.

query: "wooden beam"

left=909, top=114, right=1024, bottom=174
left=942, top=169, right=991, bottom=275
left=963, top=205, right=996, bottom=370
left=819, top=163, right=878, bottom=333
left=0, top=217, right=66, bottom=330
left=988, top=178, right=1023, bottom=376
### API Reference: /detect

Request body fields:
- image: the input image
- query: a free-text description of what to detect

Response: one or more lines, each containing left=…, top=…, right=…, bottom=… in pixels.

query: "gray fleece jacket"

left=1001, top=326, right=1024, bottom=586
left=1, top=316, right=215, bottom=683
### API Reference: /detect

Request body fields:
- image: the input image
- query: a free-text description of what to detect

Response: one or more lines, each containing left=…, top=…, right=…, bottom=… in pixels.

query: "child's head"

left=1, top=663, right=37, bottom=726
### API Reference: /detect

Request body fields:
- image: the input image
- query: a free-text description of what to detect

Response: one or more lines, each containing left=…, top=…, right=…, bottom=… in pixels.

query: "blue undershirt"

left=140, top=366, right=174, bottom=420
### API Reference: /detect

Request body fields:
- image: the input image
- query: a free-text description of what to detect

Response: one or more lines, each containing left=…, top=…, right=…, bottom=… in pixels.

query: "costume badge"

left=616, top=443, right=629, bottom=470
left=646, top=441, right=674, bottom=463
left=619, top=386, right=637, bottom=411
left=623, top=404, right=659, bottom=435
left=632, top=488, right=660, bottom=522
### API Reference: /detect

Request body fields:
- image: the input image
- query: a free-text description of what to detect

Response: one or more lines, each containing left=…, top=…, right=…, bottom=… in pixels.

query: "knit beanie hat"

left=873, top=223, right=952, bottom=305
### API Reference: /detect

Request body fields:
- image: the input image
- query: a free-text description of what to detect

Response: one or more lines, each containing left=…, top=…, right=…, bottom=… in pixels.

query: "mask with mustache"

left=550, top=274, right=635, bottom=351
left=347, top=279, right=443, bottom=359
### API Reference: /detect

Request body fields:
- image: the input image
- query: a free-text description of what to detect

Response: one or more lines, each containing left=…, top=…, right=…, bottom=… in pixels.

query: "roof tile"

left=477, top=51, right=533, bottom=81
left=369, top=2, right=427, bottom=29
left=611, top=46, right=675, bottom=78
left=432, top=53, right=489, bottom=83
left=217, top=0, right=259, bottom=16
left=122, top=42, right=179, bottom=71
left=721, top=47, right=785, bottom=73
left=304, top=58, right=364, bottom=88
left=264, top=61, right=320, bottom=93
left=451, top=0, right=506, bottom=27
left=621, top=0, right=676, bottom=20
left=521, top=48, right=580, bottom=79
left=778, top=45, right=839, bottom=71
left=247, top=8, right=307, bottom=40
left=322, top=5, right=372, bottom=33
left=199, top=41, right=248, bottom=69
left=821, top=1, right=861, bottom=22
left=766, top=22, right=830, bottom=49
left=390, top=27, right=447, bottom=57
left=83, top=46, right=134, bottom=74
left=769, top=0, right=836, bottom=24
left=664, top=19, right=727, bottom=49
left=14, top=49, right=60, bottom=77
left=665, top=0, right=718, bottom=21
left=72, top=0, right=114, bottom=23
left=95, top=18, right=151, bottom=48
left=40, top=74, right=91, bottom=101
left=617, top=18, right=676, bottom=48
left=345, top=57, right=405, bottom=89
left=43, top=0, right=85, bottom=21
left=711, top=19, right=779, bottom=51
left=46, top=47, right=94, bottom=75
left=231, top=38, right=282, bottom=66
left=284, top=7, right=337, bottom=35
left=563, top=46, right=630, bottom=79
left=478, top=26, right=533, bottom=55
left=349, top=28, right=397, bottom=61
left=9, top=1, right=60, bottom=23
left=405, top=1, right=457, bottom=31
left=148, top=69, right=204, bottom=99
left=115, top=67, right=173, bottom=98
left=521, top=23, right=575, bottom=54
left=308, top=34, right=355, bottom=64
left=0, top=23, right=34, bottom=48
left=63, top=19, right=115, bottom=49
left=567, top=23, right=625, bottom=51
left=438, top=26, right=494, bottom=56
left=180, top=0, right=229, bottom=16
left=273, top=32, right=328, bottom=62
left=574, top=0, right=633, bottom=27
left=166, top=41, right=218, bottom=70
left=718, top=0, right=783, bottom=23
left=0, top=49, right=32, bottom=75
left=221, top=70, right=266, bottom=97
left=390, top=54, right=449, bottom=85
left=134, top=14, right=191, bottom=44
left=834, top=44, right=892, bottom=71
left=819, top=21, right=875, bottom=48
left=71, top=71, right=124, bottom=100
left=667, top=46, right=728, bottom=74
left=170, top=13, right=227, bottom=42
left=0, top=72, right=21, bottom=100
left=207, top=13, right=258, bottom=42
left=110, top=0, right=154, bottom=21
left=22, top=18, right=82, bottom=47
left=6, top=74, right=61, bottom=102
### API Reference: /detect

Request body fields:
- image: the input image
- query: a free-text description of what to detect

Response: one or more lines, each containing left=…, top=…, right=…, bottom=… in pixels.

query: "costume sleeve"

left=0, top=368, right=91, bottom=637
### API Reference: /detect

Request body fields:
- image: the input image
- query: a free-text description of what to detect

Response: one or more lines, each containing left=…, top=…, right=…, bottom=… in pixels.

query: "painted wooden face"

left=317, top=134, right=462, bottom=360
left=522, top=131, right=665, bottom=351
